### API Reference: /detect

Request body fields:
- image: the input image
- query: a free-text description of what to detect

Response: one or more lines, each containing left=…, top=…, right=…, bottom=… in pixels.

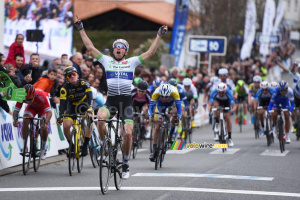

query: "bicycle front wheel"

left=77, top=133, right=84, bottom=173
left=114, top=136, right=124, bottom=190
left=132, top=127, right=138, bottom=159
left=150, top=122, right=154, bottom=153
left=22, top=131, right=32, bottom=175
left=89, top=137, right=97, bottom=168
left=160, top=127, right=168, bottom=168
left=33, top=132, right=41, bottom=172
left=99, top=139, right=111, bottom=194
left=68, top=130, right=76, bottom=176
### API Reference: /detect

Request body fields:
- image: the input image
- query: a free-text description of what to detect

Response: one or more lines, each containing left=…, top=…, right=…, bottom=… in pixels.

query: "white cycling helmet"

left=253, top=75, right=262, bottom=83
left=218, top=68, right=228, bottom=75
left=260, top=81, right=269, bottom=89
left=210, top=76, right=219, bottom=83
left=217, top=82, right=227, bottom=92
left=113, top=39, right=129, bottom=52
left=183, top=78, right=192, bottom=86
left=160, top=84, right=172, bottom=97
left=153, top=77, right=163, bottom=88
left=270, top=81, right=278, bottom=89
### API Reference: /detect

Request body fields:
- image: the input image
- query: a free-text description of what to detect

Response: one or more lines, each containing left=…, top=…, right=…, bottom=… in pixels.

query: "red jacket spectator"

left=4, top=34, right=25, bottom=68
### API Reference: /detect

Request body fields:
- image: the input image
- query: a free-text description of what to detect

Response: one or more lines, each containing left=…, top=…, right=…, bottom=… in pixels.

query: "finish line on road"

left=0, top=187, right=299, bottom=197
left=132, top=173, right=273, bottom=181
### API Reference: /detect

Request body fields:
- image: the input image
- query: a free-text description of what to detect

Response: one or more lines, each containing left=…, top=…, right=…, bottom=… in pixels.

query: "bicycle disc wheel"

left=68, top=130, right=76, bottom=176
left=114, top=138, right=124, bottom=190
left=99, top=139, right=111, bottom=194
left=89, top=139, right=97, bottom=168
left=77, top=133, right=84, bottom=173
left=33, top=132, right=41, bottom=172
left=22, top=131, right=32, bottom=175
left=278, top=119, right=285, bottom=153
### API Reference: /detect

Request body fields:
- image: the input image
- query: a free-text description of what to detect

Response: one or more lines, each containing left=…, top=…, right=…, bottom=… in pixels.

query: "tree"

left=133, top=38, right=169, bottom=68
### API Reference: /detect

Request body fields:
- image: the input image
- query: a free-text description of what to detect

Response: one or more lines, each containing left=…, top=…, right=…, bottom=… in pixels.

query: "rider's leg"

left=97, top=108, right=109, bottom=141
left=21, top=115, right=31, bottom=145
left=190, top=99, right=196, bottom=128
left=225, top=112, right=232, bottom=139
left=243, top=100, right=247, bottom=120
left=63, top=119, right=73, bottom=142
left=257, top=109, right=264, bottom=128
left=123, top=120, right=133, bottom=164
left=284, top=111, right=290, bottom=135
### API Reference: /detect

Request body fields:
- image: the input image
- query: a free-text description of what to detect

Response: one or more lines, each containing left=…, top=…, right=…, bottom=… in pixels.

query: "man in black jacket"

left=20, top=53, right=41, bottom=85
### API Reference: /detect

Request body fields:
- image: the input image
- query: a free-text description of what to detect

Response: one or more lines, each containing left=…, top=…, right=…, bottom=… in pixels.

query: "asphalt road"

left=0, top=119, right=300, bottom=200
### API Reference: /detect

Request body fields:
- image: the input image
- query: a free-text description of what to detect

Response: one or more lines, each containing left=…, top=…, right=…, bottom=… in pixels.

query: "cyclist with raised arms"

left=234, top=80, right=249, bottom=125
left=208, top=83, right=236, bottom=145
left=180, top=78, right=198, bottom=128
left=268, top=81, right=294, bottom=143
left=13, top=84, right=52, bottom=160
left=248, top=75, right=261, bottom=123
left=255, top=81, right=274, bottom=135
left=57, top=67, right=94, bottom=157
left=74, top=16, right=168, bottom=179
left=148, top=83, right=182, bottom=161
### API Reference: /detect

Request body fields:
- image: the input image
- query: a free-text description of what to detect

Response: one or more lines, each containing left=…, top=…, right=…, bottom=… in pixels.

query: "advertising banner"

left=170, top=0, right=189, bottom=67
left=4, top=0, right=73, bottom=57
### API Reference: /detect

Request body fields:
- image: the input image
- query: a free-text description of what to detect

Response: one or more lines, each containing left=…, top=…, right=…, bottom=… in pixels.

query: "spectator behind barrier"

left=4, top=34, right=25, bottom=68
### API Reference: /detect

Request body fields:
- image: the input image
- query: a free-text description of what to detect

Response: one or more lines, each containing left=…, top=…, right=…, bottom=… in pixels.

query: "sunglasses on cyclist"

left=279, top=89, right=287, bottom=92
left=114, top=44, right=126, bottom=49
left=161, top=96, right=169, bottom=99
left=262, top=88, right=268, bottom=91
left=219, top=74, right=227, bottom=77
left=67, top=72, right=77, bottom=79
left=137, top=89, right=146, bottom=93
left=218, top=91, right=225, bottom=95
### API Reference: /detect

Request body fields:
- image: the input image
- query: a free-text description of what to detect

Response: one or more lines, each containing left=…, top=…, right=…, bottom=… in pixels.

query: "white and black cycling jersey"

left=97, top=54, right=144, bottom=96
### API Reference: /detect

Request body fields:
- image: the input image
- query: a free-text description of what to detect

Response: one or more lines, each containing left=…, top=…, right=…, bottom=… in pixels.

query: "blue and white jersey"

left=255, top=87, right=274, bottom=102
left=176, top=85, right=189, bottom=107
left=268, top=87, right=294, bottom=111
left=148, top=85, right=156, bottom=95
left=209, top=88, right=235, bottom=105
left=212, top=78, right=236, bottom=92
left=294, top=85, right=300, bottom=99
left=289, top=71, right=300, bottom=87
left=97, top=54, right=144, bottom=96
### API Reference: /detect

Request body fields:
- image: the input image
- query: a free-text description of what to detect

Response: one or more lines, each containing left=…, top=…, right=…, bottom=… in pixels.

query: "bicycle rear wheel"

left=219, top=120, right=226, bottom=153
left=22, top=131, right=32, bottom=175
left=33, top=132, right=41, bottom=172
left=278, top=118, right=285, bottom=153
left=68, top=130, right=76, bottom=176
left=99, top=139, right=111, bottom=194
left=239, top=105, right=243, bottom=133
left=77, top=133, right=84, bottom=173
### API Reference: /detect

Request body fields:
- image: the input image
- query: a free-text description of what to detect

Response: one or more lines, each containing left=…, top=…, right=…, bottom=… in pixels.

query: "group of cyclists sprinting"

left=11, top=18, right=300, bottom=189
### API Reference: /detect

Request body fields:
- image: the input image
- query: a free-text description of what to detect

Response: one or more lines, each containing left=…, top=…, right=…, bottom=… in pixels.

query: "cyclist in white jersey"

left=74, top=16, right=168, bottom=180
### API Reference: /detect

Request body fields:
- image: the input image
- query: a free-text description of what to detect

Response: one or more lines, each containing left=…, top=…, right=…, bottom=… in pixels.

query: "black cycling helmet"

left=24, top=84, right=35, bottom=99
left=168, top=78, right=177, bottom=87
left=63, top=66, right=77, bottom=78
left=137, top=80, right=148, bottom=90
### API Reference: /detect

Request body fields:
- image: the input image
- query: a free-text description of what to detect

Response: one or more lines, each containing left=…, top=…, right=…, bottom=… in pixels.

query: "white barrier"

left=0, top=101, right=68, bottom=170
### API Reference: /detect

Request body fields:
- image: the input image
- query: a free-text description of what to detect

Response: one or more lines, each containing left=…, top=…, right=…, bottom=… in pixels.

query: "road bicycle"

left=131, top=112, right=143, bottom=159
left=19, top=116, right=45, bottom=175
left=61, top=114, right=86, bottom=176
left=237, top=101, right=244, bottom=133
left=95, top=114, right=125, bottom=194
left=257, top=106, right=274, bottom=146
left=182, top=108, right=193, bottom=144
left=89, top=120, right=101, bottom=168
left=212, top=107, right=229, bottom=153
left=270, top=105, right=287, bottom=153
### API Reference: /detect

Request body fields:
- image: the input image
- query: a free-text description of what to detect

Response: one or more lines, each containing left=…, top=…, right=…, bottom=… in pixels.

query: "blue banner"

left=170, top=0, right=189, bottom=66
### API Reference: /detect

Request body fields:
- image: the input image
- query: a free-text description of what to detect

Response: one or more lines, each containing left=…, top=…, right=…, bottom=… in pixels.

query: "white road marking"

left=132, top=173, right=273, bottom=181
left=260, top=150, right=289, bottom=157
left=0, top=187, right=299, bottom=197
left=209, top=148, right=240, bottom=154
left=166, top=148, right=196, bottom=154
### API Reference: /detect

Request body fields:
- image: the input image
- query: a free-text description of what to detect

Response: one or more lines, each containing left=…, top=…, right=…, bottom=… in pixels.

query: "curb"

left=0, top=155, right=67, bottom=177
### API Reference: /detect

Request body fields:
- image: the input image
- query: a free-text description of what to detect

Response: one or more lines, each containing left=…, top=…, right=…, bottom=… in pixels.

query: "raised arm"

left=74, top=16, right=101, bottom=58
left=141, top=25, right=168, bottom=61
left=277, top=61, right=289, bottom=73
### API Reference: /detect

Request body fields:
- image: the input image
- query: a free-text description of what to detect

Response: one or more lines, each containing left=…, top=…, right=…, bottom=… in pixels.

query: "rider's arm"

left=59, top=85, right=68, bottom=115
left=268, top=89, right=277, bottom=111
left=45, top=110, right=52, bottom=125
left=148, top=89, right=160, bottom=116
left=277, top=61, right=289, bottom=73
left=140, top=26, right=168, bottom=61
left=76, top=21, right=101, bottom=58
left=172, top=91, right=182, bottom=119
left=85, top=85, right=93, bottom=113
left=255, top=89, right=261, bottom=102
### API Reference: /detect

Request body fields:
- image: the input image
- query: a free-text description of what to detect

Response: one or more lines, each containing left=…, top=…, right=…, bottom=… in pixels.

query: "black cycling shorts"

left=236, top=95, right=247, bottom=103
left=102, top=95, right=133, bottom=121
left=259, top=98, right=271, bottom=107
left=66, top=101, right=90, bottom=115
left=215, top=98, right=231, bottom=112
